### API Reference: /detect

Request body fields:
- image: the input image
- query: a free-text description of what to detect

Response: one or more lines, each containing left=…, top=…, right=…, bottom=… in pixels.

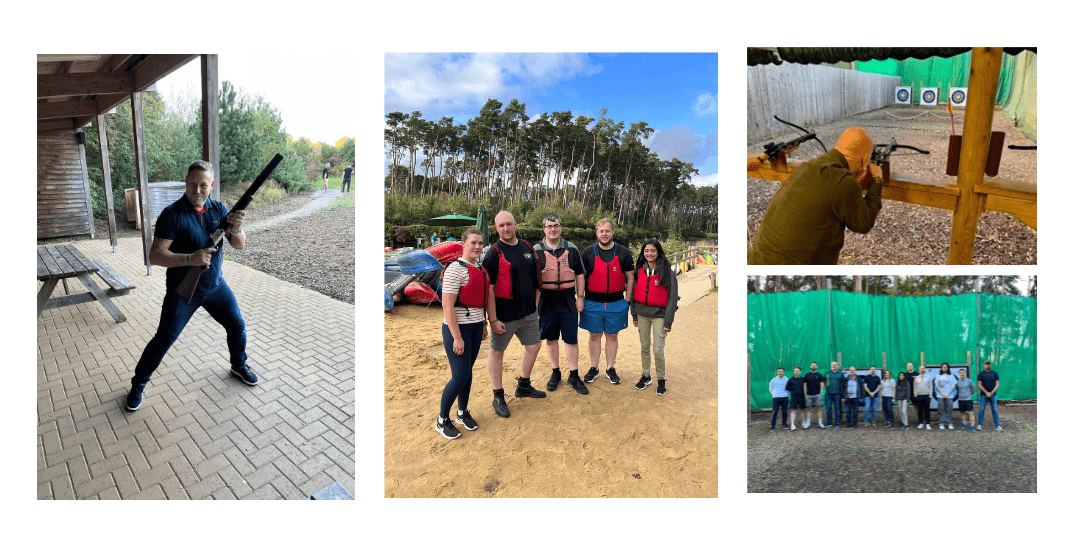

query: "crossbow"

left=871, top=138, right=930, bottom=184
left=747, top=116, right=828, bottom=171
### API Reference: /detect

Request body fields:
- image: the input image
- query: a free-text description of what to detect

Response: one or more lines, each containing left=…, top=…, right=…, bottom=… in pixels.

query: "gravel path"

left=747, top=403, right=1036, bottom=492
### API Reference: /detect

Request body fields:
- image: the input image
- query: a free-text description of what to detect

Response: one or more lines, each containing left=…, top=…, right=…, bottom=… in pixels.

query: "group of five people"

left=435, top=212, right=680, bottom=440
left=768, top=360, right=1004, bottom=433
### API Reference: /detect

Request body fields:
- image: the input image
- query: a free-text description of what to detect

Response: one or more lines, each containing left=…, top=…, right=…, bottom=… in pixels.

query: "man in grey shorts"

left=482, top=211, right=546, bottom=418
left=802, top=362, right=825, bottom=428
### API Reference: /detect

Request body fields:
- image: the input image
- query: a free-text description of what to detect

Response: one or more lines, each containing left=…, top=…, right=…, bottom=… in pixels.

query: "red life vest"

left=446, top=260, right=488, bottom=312
left=540, top=248, right=576, bottom=290
left=633, top=267, right=668, bottom=307
left=489, top=244, right=514, bottom=299
left=586, top=243, right=625, bottom=294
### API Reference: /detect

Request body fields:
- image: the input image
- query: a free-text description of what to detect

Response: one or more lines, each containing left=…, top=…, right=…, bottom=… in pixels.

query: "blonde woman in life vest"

left=434, top=228, right=489, bottom=440
left=629, top=239, right=678, bottom=396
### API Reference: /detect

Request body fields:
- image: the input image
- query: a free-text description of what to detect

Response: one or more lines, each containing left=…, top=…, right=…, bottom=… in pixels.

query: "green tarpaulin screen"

left=747, top=291, right=1036, bottom=409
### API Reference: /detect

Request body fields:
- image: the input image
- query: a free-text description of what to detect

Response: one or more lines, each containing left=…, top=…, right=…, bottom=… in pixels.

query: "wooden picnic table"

left=37, top=244, right=134, bottom=323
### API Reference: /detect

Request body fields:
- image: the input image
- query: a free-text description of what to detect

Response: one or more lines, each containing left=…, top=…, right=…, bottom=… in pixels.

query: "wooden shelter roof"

left=37, top=54, right=198, bottom=133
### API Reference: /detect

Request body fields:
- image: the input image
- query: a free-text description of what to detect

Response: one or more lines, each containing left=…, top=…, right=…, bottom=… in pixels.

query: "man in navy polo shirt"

left=125, top=160, right=257, bottom=412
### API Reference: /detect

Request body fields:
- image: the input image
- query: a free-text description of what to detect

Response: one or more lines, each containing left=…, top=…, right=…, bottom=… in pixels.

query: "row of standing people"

left=434, top=212, right=679, bottom=440
left=768, top=361, right=1004, bottom=432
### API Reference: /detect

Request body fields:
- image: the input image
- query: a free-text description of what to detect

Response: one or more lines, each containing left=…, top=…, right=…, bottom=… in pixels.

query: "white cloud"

left=692, top=92, right=717, bottom=117
left=689, top=172, right=718, bottom=187
left=385, top=53, right=602, bottom=113
left=644, top=125, right=718, bottom=163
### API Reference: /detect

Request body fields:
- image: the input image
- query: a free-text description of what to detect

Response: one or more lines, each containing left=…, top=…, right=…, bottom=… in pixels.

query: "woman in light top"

left=913, top=365, right=934, bottom=430
left=434, top=228, right=488, bottom=440
left=880, top=370, right=896, bottom=428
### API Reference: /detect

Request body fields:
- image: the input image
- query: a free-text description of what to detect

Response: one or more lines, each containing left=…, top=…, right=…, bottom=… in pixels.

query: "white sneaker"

left=977, top=424, right=982, bottom=431
left=939, top=424, right=945, bottom=429
left=996, top=426, right=1003, bottom=432
left=926, top=425, right=932, bottom=430
left=948, top=424, right=953, bottom=430
left=791, top=424, right=796, bottom=431
left=818, top=421, right=825, bottom=428
left=917, top=424, right=924, bottom=429
left=803, top=420, right=810, bottom=429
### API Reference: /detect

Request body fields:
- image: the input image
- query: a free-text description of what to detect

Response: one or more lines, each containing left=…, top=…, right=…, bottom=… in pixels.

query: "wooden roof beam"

left=38, top=99, right=109, bottom=120
left=38, top=72, right=134, bottom=98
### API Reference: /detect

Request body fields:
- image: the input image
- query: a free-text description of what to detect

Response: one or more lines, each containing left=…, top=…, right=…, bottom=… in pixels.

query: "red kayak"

left=426, top=241, right=463, bottom=265
left=404, top=281, right=440, bottom=304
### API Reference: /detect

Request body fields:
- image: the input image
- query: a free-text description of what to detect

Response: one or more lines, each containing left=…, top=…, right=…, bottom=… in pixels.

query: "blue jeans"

left=771, top=397, right=788, bottom=428
left=864, top=396, right=879, bottom=422
left=845, top=398, right=859, bottom=426
left=979, top=394, right=1000, bottom=427
left=881, top=397, right=894, bottom=424
left=440, top=322, right=483, bottom=419
left=132, top=282, right=247, bottom=385
left=824, top=393, right=842, bottom=426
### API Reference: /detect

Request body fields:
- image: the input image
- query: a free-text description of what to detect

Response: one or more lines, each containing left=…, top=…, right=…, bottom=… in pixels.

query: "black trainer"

left=606, top=367, right=621, bottom=384
left=125, top=383, right=146, bottom=411
left=546, top=369, right=561, bottom=391
left=567, top=373, right=589, bottom=394
left=583, top=366, right=599, bottom=383
left=656, top=379, right=667, bottom=395
left=515, top=377, right=547, bottom=398
left=455, top=410, right=478, bottom=431
left=492, top=396, right=510, bottom=418
left=635, top=374, right=652, bottom=390
left=231, top=365, right=259, bottom=386
left=435, top=418, right=461, bottom=440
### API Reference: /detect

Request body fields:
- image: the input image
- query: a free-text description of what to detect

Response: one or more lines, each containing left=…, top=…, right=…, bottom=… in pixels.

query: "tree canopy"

left=385, top=99, right=717, bottom=235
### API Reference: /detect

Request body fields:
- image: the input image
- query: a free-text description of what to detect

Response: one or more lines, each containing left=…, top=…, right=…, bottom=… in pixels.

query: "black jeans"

left=341, top=178, right=351, bottom=192
left=771, top=397, right=788, bottom=428
left=914, top=396, right=932, bottom=425
left=440, top=322, right=484, bottom=419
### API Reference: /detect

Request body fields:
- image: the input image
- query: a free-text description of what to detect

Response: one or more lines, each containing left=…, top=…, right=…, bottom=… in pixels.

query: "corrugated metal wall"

left=37, top=130, right=93, bottom=239
left=747, top=63, right=901, bottom=142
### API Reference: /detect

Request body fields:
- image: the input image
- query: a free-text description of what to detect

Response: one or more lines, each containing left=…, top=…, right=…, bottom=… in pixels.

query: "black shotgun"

left=176, top=154, right=284, bottom=301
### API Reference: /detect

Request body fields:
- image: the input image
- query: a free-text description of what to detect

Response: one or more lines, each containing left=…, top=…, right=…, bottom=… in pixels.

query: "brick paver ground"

left=37, top=236, right=354, bottom=499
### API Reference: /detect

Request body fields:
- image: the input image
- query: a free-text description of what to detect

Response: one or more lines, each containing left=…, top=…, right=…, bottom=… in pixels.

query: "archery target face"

left=895, top=87, right=911, bottom=104
left=920, top=88, right=938, bottom=106
left=949, top=87, right=968, bottom=107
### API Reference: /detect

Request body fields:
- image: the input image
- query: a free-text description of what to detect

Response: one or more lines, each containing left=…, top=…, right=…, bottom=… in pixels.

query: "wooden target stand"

left=747, top=48, right=1035, bottom=265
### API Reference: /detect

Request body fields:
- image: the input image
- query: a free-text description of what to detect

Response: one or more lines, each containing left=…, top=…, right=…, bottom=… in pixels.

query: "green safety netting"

left=854, top=50, right=1037, bottom=142
left=747, top=291, right=1036, bottom=409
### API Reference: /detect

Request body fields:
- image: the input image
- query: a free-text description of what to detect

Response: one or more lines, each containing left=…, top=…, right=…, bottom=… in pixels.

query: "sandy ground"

left=384, top=266, right=718, bottom=497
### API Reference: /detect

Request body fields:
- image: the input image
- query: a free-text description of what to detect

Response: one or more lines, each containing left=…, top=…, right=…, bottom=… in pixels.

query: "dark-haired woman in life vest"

left=435, top=228, right=489, bottom=440
left=532, top=213, right=589, bottom=395
left=629, top=239, right=679, bottom=396
left=480, top=211, right=546, bottom=419
left=578, top=218, right=636, bottom=386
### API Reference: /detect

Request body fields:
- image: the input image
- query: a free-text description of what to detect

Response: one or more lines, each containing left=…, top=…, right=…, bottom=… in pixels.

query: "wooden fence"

left=747, top=63, right=900, bottom=142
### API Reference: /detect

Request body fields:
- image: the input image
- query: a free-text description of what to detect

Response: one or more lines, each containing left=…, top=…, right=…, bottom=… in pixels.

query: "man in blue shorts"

left=533, top=213, right=588, bottom=395
left=482, top=211, right=546, bottom=418
left=579, top=218, right=636, bottom=385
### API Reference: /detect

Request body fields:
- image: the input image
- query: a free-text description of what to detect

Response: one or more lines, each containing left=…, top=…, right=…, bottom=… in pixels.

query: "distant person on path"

left=482, top=211, right=546, bottom=418
left=802, top=362, right=826, bottom=428
left=785, top=366, right=806, bottom=430
left=630, top=238, right=679, bottom=396
left=956, top=368, right=976, bottom=432
left=531, top=213, right=588, bottom=395
left=322, top=161, right=331, bottom=190
left=823, top=361, right=845, bottom=427
left=977, top=361, right=1003, bottom=431
left=748, top=127, right=883, bottom=264
left=894, top=371, right=911, bottom=430
left=935, top=363, right=958, bottom=429
left=862, top=366, right=881, bottom=427
left=844, top=367, right=862, bottom=428
left=579, top=218, right=635, bottom=386
left=341, top=163, right=352, bottom=193
left=879, top=370, right=896, bottom=428
left=914, top=365, right=934, bottom=429
left=769, top=367, right=789, bottom=432
left=430, top=232, right=438, bottom=247
left=125, top=160, right=256, bottom=412
left=434, top=228, right=488, bottom=440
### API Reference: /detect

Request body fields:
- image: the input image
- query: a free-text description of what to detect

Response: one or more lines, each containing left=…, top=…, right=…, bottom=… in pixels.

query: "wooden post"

left=201, top=54, right=220, bottom=200
left=77, top=131, right=94, bottom=239
left=882, top=352, right=887, bottom=372
left=96, top=114, right=118, bottom=252
left=948, top=47, right=1003, bottom=264
left=131, top=92, right=153, bottom=275
left=920, top=351, right=925, bottom=367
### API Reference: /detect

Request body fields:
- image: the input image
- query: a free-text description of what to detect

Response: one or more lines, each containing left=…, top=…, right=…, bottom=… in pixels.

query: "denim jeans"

left=845, top=397, right=859, bottom=426
left=824, top=393, right=842, bottom=426
left=881, top=397, right=894, bottom=424
left=132, top=282, right=247, bottom=385
left=440, top=322, right=483, bottom=419
left=771, top=397, right=789, bottom=428
left=979, top=394, right=1000, bottom=427
left=863, top=396, right=879, bottom=422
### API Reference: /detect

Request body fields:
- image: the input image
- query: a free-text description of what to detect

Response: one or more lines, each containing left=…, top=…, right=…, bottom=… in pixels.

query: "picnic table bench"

left=37, top=244, right=135, bottom=323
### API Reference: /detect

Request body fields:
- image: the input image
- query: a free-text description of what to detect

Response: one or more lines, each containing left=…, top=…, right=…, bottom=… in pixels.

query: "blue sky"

left=385, top=53, right=718, bottom=186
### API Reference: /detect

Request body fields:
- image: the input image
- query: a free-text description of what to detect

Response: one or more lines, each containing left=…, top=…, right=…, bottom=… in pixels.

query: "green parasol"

left=419, top=213, right=477, bottom=227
